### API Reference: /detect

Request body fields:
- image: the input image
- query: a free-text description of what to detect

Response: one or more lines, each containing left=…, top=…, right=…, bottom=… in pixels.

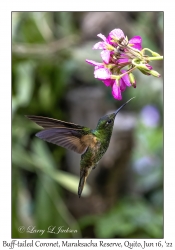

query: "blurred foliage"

left=12, top=12, right=163, bottom=238
left=79, top=197, right=162, bottom=238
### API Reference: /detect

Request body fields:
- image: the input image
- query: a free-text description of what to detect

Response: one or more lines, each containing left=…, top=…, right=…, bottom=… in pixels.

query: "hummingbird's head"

left=96, top=113, right=116, bottom=131
left=96, top=97, right=135, bottom=131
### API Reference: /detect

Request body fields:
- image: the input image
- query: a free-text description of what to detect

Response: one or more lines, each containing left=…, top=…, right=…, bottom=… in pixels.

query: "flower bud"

left=149, top=70, right=161, bottom=77
left=138, top=68, right=151, bottom=75
left=129, top=73, right=136, bottom=88
left=137, top=64, right=152, bottom=71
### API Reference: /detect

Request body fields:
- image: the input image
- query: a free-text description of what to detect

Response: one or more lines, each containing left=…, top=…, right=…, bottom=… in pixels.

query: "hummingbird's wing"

left=26, top=115, right=91, bottom=154
left=26, top=115, right=85, bottom=130
left=36, top=128, right=89, bottom=154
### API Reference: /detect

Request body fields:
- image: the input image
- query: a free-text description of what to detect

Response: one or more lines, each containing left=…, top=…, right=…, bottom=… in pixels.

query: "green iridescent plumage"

left=26, top=97, right=134, bottom=197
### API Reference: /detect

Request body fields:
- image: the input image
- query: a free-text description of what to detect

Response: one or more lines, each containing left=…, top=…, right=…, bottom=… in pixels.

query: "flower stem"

left=147, top=56, right=163, bottom=61
left=119, top=66, right=137, bottom=78
left=141, top=48, right=153, bottom=54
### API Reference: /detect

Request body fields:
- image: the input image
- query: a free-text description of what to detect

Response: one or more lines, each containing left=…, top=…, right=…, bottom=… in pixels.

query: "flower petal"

left=121, top=70, right=132, bottom=87
left=86, top=59, right=103, bottom=67
left=129, top=36, right=142, bottom=50
left=93, top=41, right=106, bottom=49
left=117, top=58, right=130, bottom=66
left=102, top=79, right=114, bottom=87
left=109, top=29, right=125, bottom=40
left=119, top=78, right=127, bottom=92
left=101, top=50, right=111, bottom=64
left=112, top=81, right=122, bottom=100
left=97, top=33, right=106, bottom=41
left=94, top=67, right=111, bottom=80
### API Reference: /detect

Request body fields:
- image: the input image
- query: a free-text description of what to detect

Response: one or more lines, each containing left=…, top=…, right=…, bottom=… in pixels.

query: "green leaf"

left=13, top=140, right=91, bottom=196
left=49, top=170, right=91, bottom=197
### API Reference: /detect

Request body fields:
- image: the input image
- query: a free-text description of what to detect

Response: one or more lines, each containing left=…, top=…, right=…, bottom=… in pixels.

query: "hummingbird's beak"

left=114, top=97, right=135, bottom=115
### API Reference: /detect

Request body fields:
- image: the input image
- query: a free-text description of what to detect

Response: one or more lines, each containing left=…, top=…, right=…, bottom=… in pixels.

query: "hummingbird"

left=26, top=97, right=134, bottom=198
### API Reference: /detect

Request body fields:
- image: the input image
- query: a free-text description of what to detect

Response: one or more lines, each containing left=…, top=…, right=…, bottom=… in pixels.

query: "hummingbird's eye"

left=107, top=119, right=112, bottom=125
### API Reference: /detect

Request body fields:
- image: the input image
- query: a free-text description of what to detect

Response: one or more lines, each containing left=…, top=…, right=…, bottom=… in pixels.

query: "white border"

left=0, top=1, right=174, bottom=248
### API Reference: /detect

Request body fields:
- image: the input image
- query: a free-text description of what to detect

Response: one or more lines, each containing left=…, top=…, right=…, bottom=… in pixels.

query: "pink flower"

left=93, top=33, right=110, bottom=50
left=94, top=67, right=111, bottom=80
left=101, top=50, right=111, bottom=64
left=108, top=28, right=125, bottom=45
left=86, top=58, right=132, bottom=100
left=120, top=70, right=132, bottom=88
left=86, top=59, right=111, bottom=80
left=117, top=57, right=130, bottom=66
left=112, top=82, right=122, bottom=100
left=111, top=70, right=132, bottom=100
left=129, top=36, right=142, bottom=51
left=85, top=59, right=103, bottom=67
left=86, top=28, right=162, bottom=100
left=102, top=79, right=114, bottom=87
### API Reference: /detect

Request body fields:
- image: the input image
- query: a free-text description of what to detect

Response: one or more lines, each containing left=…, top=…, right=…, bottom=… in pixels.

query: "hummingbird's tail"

left=78, top=167, right=92, bottom=198
left=78, top=173, right=86, bottom=198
